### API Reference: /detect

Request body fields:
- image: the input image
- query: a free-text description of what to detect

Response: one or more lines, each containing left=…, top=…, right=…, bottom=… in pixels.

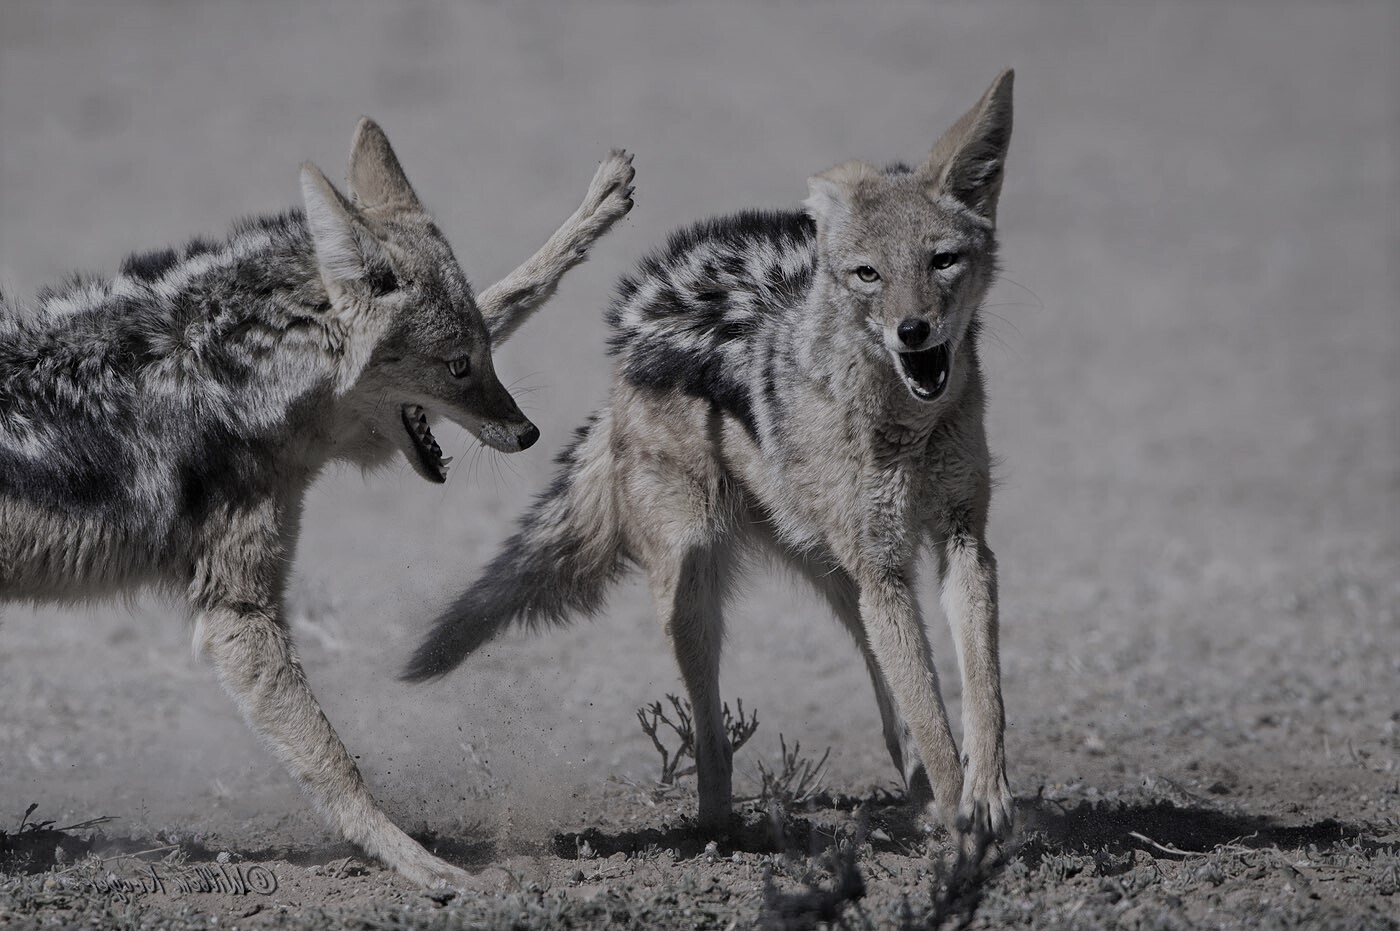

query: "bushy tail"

left=402, top=411, right=624, bottom=682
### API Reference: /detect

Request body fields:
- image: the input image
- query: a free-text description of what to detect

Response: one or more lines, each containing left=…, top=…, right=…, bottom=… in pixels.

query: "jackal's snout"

left=888, top=316, right=953, bottom=402
left=473, top=416, right=539, bottom=453
left=896, top=317, right=931, bottom=349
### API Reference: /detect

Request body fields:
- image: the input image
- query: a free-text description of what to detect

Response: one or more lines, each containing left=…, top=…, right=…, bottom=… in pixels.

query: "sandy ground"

left=1, top=2, right=1397, bottom=928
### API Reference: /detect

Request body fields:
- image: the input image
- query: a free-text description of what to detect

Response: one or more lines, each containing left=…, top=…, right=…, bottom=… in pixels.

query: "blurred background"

left=1, top=1, right=1396, bottom=850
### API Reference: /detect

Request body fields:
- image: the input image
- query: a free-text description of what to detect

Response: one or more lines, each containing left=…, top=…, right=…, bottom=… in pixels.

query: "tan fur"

left=410, top=70, right=1014, bottom=843
left=2, top=134, right=636, bottom=890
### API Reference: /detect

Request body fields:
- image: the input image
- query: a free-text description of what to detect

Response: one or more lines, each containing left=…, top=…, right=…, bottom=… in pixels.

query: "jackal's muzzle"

left=895, top=342, right=952, bottom=401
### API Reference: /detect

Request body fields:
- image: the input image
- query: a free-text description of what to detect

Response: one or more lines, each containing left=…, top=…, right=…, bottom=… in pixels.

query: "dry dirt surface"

left=1, top=2, right=1397, bottom=929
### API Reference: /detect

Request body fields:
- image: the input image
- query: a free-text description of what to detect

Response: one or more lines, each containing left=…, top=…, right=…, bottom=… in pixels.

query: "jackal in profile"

left=0, top=120, right=635, bottom=886
left=408, top=70, right=1016, bottom=841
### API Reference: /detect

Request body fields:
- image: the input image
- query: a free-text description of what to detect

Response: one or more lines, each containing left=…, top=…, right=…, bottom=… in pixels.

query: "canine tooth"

left=440, top=456, right=453, bottom=466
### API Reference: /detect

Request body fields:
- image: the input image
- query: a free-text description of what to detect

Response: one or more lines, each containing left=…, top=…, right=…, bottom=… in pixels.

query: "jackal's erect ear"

left=921, top=68, right=1014, bottom=224
left=804, top=159, right=879, bottom=224
left=300, top=161, right=383, bottom=286
left=347, top=118, right=423, bottom=216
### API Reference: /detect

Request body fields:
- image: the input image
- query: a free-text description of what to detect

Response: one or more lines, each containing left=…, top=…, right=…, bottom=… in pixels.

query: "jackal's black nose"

left=517, top=424, right=540, bottom=450
left=897, top=318, right=931, bottom=348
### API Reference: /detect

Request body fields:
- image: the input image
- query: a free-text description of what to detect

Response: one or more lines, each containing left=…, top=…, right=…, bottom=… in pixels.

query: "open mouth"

left=401, top=404, right=453, bottom=483
left=895, top=342, right=952, bottom=401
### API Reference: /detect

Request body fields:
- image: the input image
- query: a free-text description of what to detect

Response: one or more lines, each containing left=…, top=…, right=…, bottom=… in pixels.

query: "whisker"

left=977, top=313, right=1022, bottom=361
left=980, top=310, right=1024, bottom=341
left=506, top=372, right=551, bottom=392
left=994, top=274, right=1044, bottom=313
left=467, top=442, right=488, bottom=489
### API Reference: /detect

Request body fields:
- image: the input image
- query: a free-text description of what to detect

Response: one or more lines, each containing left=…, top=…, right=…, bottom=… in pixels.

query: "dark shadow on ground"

left=0, top=817, right=495, bottom=875
left=1016, top=796, right=1385, bottom=867
left=550, top=789, right=1389, bottom=865
left=6, top=793, right=1384, bottom=877
left=553, top=788, right=916, bottom=860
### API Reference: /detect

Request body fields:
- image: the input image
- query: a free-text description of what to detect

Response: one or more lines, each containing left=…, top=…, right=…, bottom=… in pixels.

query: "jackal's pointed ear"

left=921, top=68, right=1014, bottom=224
left=347, top=118, right=423, bottom=216
left=805, top=160, right=878, bottom=224
left=300, top=161, right=382, bottom=284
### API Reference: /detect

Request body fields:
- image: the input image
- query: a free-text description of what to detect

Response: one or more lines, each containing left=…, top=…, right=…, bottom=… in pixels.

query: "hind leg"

left=642, top=541, right=735, bottom=833
left=477, top=149, right=635, bottom=344
left=616, top=396, right=737, bottom=833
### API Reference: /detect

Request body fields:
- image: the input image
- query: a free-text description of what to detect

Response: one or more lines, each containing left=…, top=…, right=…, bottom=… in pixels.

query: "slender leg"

left=194, top=600, right=474, bottom=888
left=935, top=533, right=1012, bottom=839
left=477, top=150, right=635, bottom=345
left=855, top=568, right=965, bottom=831
left=778, top=548, right=931, bottom=802
left=645, top=544, right=734, bottom=833
left=614, top=396, right=737, bottom=833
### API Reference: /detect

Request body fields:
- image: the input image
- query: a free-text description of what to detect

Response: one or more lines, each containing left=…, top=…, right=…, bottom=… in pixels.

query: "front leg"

left=934, top=531, right=1012, bottom=840
left=856, top=568, right=965, bottom=832
left=477, top=149, right=635, bottom=344
left=190, top=522, right=474, bottom=889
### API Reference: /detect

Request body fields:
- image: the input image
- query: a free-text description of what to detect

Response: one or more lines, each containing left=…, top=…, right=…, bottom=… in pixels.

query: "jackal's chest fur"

left=722, top=377, right=946, bottom=570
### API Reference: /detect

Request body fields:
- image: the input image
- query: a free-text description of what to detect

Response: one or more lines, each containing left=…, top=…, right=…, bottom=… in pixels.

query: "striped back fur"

left=605, top=211, right=816, bottom=442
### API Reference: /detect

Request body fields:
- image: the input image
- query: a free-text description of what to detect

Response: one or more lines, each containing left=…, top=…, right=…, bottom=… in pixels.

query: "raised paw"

left=578, top=149, right=636, bottom=229
left=956, top=760, right=1014, bottom=842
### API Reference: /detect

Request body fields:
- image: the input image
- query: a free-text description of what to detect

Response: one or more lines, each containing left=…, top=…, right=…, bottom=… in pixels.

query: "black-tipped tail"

left=402, top=413, right=622, bottom=682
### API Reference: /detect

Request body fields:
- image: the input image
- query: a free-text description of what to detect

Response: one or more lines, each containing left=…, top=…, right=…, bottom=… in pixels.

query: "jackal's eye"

left=853, top=265, right=881, bottom=283
left=446, top=357, right=472, bottom=379
left=930, top=252, right=960, bottom=271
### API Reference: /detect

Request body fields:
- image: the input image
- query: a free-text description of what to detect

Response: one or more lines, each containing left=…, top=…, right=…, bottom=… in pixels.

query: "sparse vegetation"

left=0, top=804, right=116, bottom=874
left=898, top=831, right=1002, bottom=931
left=3, top=790, right=1399, bottom=930
left=756, top=735, right=832, bottom=812
left=760, top=841, right=867, bottom=931
left=635, top=694, right=759, bottom=786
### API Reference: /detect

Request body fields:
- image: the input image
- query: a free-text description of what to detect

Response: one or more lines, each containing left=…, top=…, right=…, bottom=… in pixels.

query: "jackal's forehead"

left=381, top=220, right=487, bottom=350
left=869, top=174, right=982, bottom=234
left=826, top=174, right=992, bottom=261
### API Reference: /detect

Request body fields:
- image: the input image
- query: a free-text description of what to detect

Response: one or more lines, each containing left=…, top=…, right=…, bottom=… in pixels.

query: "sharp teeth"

left=440, top=456, right=453, bottom=466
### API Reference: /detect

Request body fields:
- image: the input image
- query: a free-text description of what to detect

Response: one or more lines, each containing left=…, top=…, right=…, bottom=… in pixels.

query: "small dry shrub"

left=636, top=694, right=759, bottom=785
